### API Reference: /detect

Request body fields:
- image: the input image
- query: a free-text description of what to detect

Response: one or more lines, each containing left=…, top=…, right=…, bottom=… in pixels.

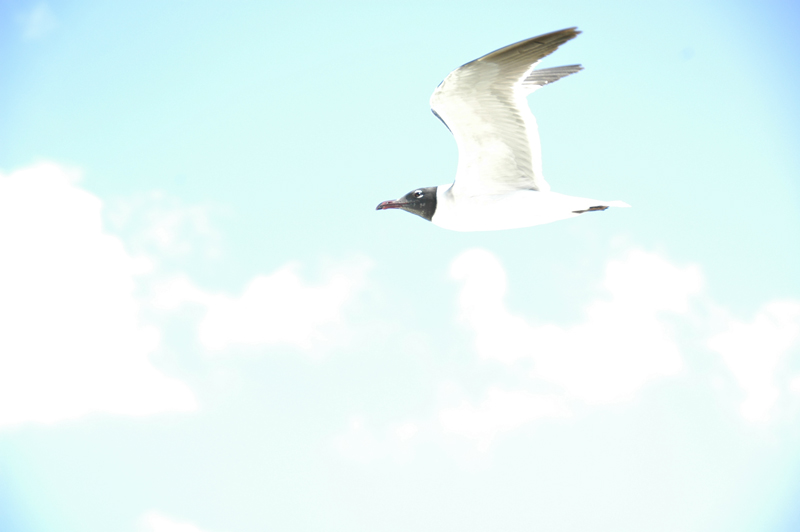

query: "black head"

left=376, top=186, right=438, bottom=222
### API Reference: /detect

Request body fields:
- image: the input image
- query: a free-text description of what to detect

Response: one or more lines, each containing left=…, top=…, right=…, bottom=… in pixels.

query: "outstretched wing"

left=430, top=28, right=582, bottom=197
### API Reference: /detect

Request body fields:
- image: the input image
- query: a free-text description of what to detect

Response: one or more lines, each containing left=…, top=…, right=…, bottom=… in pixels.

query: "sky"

left=1, top=0, right=800, bottom=531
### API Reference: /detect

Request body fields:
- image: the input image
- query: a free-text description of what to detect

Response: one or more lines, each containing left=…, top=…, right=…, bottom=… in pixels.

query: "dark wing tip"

left=462, top=27, right=582, bottom=69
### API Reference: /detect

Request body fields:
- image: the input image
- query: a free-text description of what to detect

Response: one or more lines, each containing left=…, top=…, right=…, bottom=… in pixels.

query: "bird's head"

left=376, top=186, right=438, bottom=221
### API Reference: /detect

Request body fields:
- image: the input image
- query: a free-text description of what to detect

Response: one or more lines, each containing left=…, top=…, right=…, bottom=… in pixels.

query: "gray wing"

left=430, top=28, right=582, bottom=197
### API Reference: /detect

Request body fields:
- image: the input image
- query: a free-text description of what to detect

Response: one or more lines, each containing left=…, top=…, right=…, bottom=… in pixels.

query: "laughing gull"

left=376, top=28, right=629, bottom=231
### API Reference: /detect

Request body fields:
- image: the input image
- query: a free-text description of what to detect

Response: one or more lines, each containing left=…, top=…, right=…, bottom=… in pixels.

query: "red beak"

left=376, top=200, right=408, bottom=211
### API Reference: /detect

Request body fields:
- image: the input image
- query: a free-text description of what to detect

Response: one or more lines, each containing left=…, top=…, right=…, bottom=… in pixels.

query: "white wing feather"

left=430, top=28, right=582, bottom=197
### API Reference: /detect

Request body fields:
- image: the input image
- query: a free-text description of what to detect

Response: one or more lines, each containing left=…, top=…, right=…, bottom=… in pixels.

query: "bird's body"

left=432, top=186, right=628, bottom=232
left=377, top=27, right=629, bottom=231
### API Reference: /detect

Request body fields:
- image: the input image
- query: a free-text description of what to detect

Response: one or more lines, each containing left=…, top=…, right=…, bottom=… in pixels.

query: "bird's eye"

left=414, top=190, right=424, bottom=199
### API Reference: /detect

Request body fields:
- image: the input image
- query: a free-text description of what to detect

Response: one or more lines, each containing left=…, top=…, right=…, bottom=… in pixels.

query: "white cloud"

left=332, top=416, right=382, bottom=462
left=332, top=416, right=420, bottom=463
left=106, top=191, right=221, bottom=260
left=154, top=260, right=369, bottom=353
left=140, top=511, right=213, bottom=532
left=709, top=301, right=800, bottom=422
left=451, top=249, right=701, bottom=404
left=450, top=249, right=533, bottom=366
left=0, top=163, right=196, bottom=428
left=790, top=375, right=800, bottom=395
left=331, top=251, right=798, bottom=457
left=439, top=387, right=569, bottom=451
left=394, top=420, right=420, bottom=441
left=20, top=3, right=57, bottom=40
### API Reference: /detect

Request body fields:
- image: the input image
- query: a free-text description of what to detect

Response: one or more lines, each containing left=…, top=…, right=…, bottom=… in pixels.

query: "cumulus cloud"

left=790, top=375, right=800, bottom=395
left=709, top=301, right=800, bottom=422
left=333, top=387, right=568, bottom=459
left=332, top=416, right=420, bottom=462
left=451, top=249, right=701, bottom=404
left=330, top=250, right=799, bottom=456
left=334, top=250, right=799, bottom=456
left=106, top=191, right=221, bottom=260
left=0, top=163, right=196, bottom=428
left=20, top=3, right=57, bottom=40
left=153, top=260, right=369, bottom=353
left=140, top=512, right=213, bottom=532
left=439, top=387, right=569, bottom=451
left=332, top=416, right=382, bottom=462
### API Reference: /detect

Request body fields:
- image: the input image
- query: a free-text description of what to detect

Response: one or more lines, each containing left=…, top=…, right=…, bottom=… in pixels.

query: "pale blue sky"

left=1, top=1, right=799, bottom=531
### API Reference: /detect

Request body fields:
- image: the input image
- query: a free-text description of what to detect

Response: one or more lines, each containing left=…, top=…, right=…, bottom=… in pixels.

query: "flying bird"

left=376, top=28, right=629, bottom=231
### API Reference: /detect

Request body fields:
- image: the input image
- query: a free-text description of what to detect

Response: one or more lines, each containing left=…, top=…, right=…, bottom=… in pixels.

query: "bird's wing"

left=430, top=28, right=581, bottom=197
